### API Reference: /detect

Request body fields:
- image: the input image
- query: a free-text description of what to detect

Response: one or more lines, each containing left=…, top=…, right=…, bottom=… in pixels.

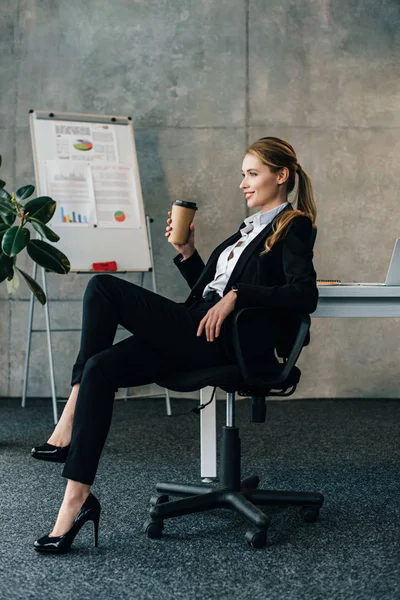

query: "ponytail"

left=245, top=137, right=316, bottom=256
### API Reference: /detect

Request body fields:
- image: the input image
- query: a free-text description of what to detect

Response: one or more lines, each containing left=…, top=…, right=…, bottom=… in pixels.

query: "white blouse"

left=202, top=202, right=288, bottom=299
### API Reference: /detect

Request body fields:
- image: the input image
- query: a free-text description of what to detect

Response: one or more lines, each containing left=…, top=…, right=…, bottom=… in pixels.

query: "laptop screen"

left=385, top=239, right=400, bottom=286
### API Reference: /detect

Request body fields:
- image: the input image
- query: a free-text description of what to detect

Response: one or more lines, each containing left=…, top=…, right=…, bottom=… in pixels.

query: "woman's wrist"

left=229, top=288, right=238, bottom=302
left=181, top=248, right=195, bottom=261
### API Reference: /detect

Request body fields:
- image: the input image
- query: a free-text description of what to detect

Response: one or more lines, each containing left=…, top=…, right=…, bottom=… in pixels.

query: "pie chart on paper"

left=114, top=211, right=126, bottom=223
left=73, top=139, right=93, bottom=151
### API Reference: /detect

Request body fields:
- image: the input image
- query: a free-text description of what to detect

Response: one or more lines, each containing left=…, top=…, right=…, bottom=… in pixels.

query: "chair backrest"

left=310, top=226, right=317, bottom=249
left=275, top=224, right=317, bottom=360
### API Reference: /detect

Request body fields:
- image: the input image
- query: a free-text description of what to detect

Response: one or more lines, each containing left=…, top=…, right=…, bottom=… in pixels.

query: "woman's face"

left=240, top=153, right=285, bottom=211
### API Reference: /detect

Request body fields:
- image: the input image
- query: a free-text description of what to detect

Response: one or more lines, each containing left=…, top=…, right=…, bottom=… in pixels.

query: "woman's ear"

left=277, top=167, right=289, bottom=185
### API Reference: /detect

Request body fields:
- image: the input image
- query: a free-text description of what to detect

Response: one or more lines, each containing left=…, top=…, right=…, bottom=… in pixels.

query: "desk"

left=314, top=285, right=400, bottom=317
left=200, top=285, right=400, bottom=480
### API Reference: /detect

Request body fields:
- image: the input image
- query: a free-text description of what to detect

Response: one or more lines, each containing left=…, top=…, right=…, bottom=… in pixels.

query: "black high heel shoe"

left=34, top=493, right=101, bottom=554
left=31, top=442, right=70, bottom=463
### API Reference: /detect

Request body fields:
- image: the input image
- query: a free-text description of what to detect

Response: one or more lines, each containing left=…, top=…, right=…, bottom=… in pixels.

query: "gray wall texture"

left=1, top=0, right=400, bottom=402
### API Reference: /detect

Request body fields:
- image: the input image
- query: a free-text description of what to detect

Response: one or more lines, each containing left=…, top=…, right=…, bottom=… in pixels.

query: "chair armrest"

left=231, top=308, right=311, bottom=386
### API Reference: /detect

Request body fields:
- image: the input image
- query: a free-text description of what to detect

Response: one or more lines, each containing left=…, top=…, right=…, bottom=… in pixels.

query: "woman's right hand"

left=165, top=210, right=195, bottom=259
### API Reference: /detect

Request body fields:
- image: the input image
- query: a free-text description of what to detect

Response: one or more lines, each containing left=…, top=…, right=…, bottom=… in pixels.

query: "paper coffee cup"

left=168, top=200, right=198, bottom=245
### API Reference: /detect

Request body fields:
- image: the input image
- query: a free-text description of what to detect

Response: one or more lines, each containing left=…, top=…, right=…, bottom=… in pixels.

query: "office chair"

left=144, top=308, right=324, bottom=548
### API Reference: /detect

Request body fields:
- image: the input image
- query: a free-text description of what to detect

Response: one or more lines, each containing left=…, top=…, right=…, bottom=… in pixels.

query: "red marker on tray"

left=92, top=261, right=118, bottom=272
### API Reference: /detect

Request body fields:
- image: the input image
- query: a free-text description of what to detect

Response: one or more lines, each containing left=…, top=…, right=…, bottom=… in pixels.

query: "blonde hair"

left=246, top=137, right=317, bottom=255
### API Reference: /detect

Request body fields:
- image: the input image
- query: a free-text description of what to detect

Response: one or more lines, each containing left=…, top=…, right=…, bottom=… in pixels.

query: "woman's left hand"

left=197, top=291, right=237, bottom=342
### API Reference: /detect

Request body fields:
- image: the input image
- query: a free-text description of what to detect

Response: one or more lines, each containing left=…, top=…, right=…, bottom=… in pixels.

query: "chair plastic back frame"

left=231, top=308, right=311, bottom=386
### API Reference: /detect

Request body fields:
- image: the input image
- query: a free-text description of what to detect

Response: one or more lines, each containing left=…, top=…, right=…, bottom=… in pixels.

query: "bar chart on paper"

left=45, top=160, right=95, bottom=226
left=60, top=206, right=89, bottom=224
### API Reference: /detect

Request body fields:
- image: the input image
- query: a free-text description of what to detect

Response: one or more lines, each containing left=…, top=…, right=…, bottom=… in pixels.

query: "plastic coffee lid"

left=172, top=200, right=198, bottom=210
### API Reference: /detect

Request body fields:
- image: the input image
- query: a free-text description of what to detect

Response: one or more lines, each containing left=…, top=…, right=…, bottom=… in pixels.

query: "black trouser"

left=62, top=274, right=279, bottom=485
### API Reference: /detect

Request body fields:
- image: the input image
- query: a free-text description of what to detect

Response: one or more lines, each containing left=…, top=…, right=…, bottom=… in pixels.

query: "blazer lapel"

left=191, top=227, right=244, bottom=294
left=225, top=204, right=293, bottom=293
left=192, top=205, right=292, bottom=297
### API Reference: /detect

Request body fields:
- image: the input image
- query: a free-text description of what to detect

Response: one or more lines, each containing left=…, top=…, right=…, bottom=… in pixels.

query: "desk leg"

left=200, top=386, right=217, bottom=481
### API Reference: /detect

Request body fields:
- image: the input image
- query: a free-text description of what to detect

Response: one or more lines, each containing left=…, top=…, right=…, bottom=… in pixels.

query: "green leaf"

left=0, top=198, right=15, bottom=213
left=0, top=179, right=5, bottom=190
left=0, top=252, right=13, bottom=283
left=16, top=184, right=35, bottom=201
left=0, top=200, right=16, bottom=226
left=16, top=267, right=46, bottom=305
left=27, top=239, right=70, bottom=274
left=0, top=220, right=9, bottom=233
left=0, top=188, right=12, bottom=202
left=31, top=218, right=60, bottom=242
left=1, top=225, right=30, bottom=257
left=24, top=196, right=56, bottom=224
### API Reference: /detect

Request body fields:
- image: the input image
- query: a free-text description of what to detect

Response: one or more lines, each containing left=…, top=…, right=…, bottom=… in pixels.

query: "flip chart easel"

left=21, top=110, right=171, bottom=423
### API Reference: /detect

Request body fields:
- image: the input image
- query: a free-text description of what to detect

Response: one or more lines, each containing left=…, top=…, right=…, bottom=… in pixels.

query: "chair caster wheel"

left=144, top=518, right=164, bottom=539
left=245, top=529, right=267, bottom=549
left=300, top=506, right=320, bottom=523
left=241, top=475, right=260, bottom=490
left=150, top=494, right=169, bottom=507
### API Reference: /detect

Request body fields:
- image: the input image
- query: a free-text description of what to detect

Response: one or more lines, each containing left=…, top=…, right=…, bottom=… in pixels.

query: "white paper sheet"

left=44, top=160, right=96, bottom=226
left=54, top=121, right=119, bottom=163
left=91, top=165, right=141, bottom=229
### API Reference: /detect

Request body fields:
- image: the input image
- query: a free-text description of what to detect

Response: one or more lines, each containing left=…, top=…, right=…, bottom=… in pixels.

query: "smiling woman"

left=241, top=137, right=317, bottom=256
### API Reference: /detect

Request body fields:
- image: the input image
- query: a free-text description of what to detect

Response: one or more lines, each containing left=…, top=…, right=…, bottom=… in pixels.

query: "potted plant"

left=0, top=155, right=70, bottom=304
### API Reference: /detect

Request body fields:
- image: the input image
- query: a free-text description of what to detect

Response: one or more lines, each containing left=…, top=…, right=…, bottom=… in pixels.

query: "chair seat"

left=156, top=363, right=301, bottom=394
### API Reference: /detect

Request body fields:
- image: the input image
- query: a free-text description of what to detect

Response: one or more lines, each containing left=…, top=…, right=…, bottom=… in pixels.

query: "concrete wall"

left=1, top=0, right=399, bottom=403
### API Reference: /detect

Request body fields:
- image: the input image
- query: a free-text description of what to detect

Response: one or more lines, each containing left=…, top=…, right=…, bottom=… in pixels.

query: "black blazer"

left=174, top=205, right=318, bottom=353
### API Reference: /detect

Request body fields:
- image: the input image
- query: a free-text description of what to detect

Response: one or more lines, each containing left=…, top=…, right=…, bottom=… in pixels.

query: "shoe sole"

left=34, top=546, right=70, bottom=554
left=31, top=453, right=68, bottom=463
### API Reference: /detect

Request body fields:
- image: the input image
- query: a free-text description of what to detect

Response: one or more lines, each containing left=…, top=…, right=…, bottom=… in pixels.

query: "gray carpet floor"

left=0, top=396, right=399, bottom=600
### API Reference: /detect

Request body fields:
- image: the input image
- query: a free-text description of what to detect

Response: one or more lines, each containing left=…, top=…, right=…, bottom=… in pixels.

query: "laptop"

left=338, top=239, right=400, bottom=286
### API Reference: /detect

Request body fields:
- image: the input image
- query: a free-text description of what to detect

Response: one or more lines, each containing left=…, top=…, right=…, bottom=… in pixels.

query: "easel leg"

left=123, top=215, right=172, bottom=416
left=41, top=268, right=58, bottom=425
left=21, top=262, right=37, bottom=408
left=145, top=215, right=171, bottom=416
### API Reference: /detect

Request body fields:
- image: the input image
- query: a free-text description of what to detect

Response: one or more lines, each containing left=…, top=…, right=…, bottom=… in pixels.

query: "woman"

left=32, top=136, right=318, bottom=553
